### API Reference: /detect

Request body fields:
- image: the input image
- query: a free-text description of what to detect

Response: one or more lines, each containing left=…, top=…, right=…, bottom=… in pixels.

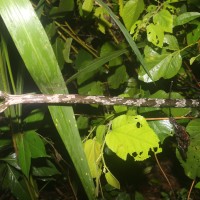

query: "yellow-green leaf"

left=105, top=171, right=120, bottom=189
left=153, top=9, right=173, bottom=33
left=84, top=139, right=102, bottom=178
left=105, top=115, right=161, bottom=161
left=82, top=0, right=94, bottom=13
left=146, top=23, right=164, bottom=48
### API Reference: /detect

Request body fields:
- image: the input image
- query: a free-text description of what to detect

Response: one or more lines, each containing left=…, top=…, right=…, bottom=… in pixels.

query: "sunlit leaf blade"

left=105, top=115, right=161, bottom=161
left=0, top=0, right=95, bottom=198
left=95, top=0, right=153, bottom=82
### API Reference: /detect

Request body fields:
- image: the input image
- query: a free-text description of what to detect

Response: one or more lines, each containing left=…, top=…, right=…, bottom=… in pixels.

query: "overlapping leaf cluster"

left=0, top=0, right=200, bottom=199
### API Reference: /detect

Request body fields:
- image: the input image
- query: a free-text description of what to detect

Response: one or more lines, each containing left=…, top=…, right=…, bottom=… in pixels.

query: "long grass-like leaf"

left=0, top=0, right=95, bottom=199
left=95, top=0, right=153, bottom=81
left=66, top=48, right=128, bottom=84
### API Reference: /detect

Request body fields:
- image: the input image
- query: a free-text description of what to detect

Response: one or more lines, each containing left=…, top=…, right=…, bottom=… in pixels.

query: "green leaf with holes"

left=153, top=9, right=173, bottom=33
left=105, top=115, right=161, bottom=161
left=146, top=23, right=164, bottom=48
left=177, top=119, right=200, bottom=179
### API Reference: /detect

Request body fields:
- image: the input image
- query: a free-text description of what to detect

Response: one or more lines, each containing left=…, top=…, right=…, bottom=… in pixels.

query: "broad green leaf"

left=32, top=159, right=60, bottom=177
left=0, top=1, right=95, bottom=198
left=100, top=42, right=123, bottom=67
left=105, top=171, right=120, bottom=189
left=148, top=120, right=173, bottom=143
left=95, top=0, right=153, bottom=82
left=82, top=0, right=94, bottom=13
left=138, top=46, right=182, bottom=82
left=105, top=115, right=161, bottom=161
left=14, top=133, right=31, bottom=178
left=174, top=12, right=200, bottom=26
left=24, top=131, right=47, bottom=158
left=122, top=0, right=144, bottom=31
left=108, top=65, right=128, bottom=89
left=153, top=9, right=173, bottom=33
left=2, top=164, right=32, bottom=199
left=1, top=153, right=20, bottom=170
left=96, top=125, right=106, bottom=144
left=187, top=23, right=200, bottom=44
left=77, top=116, right=89, bottom=130
left=177, top=119, right=200, bottom=179
left=146, top=23, right=164, bottom=47
left=67, top=48, right=128, bottom=85
left=23, top=109, right=45, bottom=131
left=84, top=139, right=101, bottom=178
left=163, top=34, right=179, bottom=50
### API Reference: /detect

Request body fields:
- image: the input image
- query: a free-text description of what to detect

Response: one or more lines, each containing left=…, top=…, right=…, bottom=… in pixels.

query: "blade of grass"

left=95, top=0, right=153, bottom=82
left=0, top=0, right=95, bottom=199
left=66, top=48, right=128, bottom=84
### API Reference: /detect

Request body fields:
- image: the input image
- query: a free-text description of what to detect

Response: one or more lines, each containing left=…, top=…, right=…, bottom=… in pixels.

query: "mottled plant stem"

left=0, top=91, right=199, bottom=113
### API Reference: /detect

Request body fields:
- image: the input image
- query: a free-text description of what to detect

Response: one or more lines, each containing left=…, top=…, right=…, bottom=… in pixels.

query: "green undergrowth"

left=0, top=0, right=200, bottom=199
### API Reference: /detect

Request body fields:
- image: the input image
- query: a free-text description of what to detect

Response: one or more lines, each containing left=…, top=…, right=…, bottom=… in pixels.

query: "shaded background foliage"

left=0, top=0, right=200, bottom=199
